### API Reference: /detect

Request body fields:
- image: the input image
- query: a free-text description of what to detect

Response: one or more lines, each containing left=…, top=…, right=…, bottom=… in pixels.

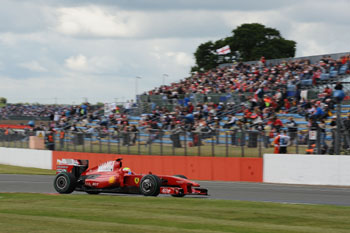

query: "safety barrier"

left=263, top=153, right=350, bottom=186
left=2, top=147, right=350, bottom=186
left=0, top=147, right=52, bottom=169
left=52, top=151, right=263, bottom=182
left=0, top=147, right=262, bottom=182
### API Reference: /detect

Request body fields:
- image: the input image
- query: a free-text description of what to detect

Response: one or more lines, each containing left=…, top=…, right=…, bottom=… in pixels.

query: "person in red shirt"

left=273, top=132, right=281, bottom=154
left=284, top=99, right=291, bottom=112
left=243, top=109, right=252, bottom=121
left=268, top=116, right=283, bottom=132
left=323, top=86, right=332, bottom=99
left=260, top=56, right=266, bottom=66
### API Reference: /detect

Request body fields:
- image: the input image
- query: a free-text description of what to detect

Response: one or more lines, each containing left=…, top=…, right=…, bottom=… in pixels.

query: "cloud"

left=58, top=0, right=293, bottom=11
left=56, top=6, right=139, bottom=37
left=54, top=5, right=241, bottom=39
left=18, top=61, right=47, bottom=72
left=166, top=52, right=193, bottom=67
left=0, top=0, right=55, bottom=33
left=64, top=54, right=123, bottom=75
left=0, top=73, right=136, bottom=104
left=65, top=54, right=88, bottom=71
left=1, top=0, right=350, bottom=104
left=0, top=32, right=48, bottom=47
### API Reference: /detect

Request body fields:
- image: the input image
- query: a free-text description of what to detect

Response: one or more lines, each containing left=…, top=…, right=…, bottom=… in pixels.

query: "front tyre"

left=139, top=174, right=161, bottom=196
left=53, top=172, right=77, bottom=194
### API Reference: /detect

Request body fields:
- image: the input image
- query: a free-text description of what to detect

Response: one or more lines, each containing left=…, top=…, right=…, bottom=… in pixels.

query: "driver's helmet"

left=122, top=167, right=132, bottom=175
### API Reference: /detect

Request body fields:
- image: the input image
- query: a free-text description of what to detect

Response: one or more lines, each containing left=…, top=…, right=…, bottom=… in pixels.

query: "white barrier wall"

left=0, top=148, right=52, bottom=169
left=264, top=154, right=350, bottom=186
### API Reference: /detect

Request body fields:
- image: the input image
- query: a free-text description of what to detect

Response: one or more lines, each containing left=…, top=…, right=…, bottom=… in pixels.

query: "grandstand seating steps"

left=65, top=105, right=350, bottom=145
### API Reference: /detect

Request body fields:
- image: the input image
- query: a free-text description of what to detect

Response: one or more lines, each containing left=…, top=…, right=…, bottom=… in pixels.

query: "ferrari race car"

left=54, top=158, right=208, bottom=197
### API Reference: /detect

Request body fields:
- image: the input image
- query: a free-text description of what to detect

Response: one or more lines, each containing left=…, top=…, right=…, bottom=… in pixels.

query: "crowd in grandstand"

left=137, top=55, right=348, bottom=134
left=0, top=55, right=349, bottom=151
left=145, top=55, right=349, bottom=98
left=0, top=104, right=58, bottom=118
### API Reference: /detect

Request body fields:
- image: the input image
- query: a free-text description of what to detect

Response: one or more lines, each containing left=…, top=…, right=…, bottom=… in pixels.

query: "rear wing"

left=56, top=159, right=89, bottom=177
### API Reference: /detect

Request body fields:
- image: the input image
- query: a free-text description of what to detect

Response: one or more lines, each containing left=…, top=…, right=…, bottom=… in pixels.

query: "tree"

left=0, top=97, right=7, bottom=104
left=230, top=23, right=296, bottom=61
left=191, top=41, right=218, bottom=72
left=95, top=102, right=104, bottom=107
left=192, top=23, right=296, bottom=72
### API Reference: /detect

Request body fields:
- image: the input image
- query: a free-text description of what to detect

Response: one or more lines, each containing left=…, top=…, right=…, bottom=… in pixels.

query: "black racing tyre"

left=173, top=174, right=188, bottom=179
left=53, top=172, right=77, bottom=194
left=139, top=174, right=161, bottom=196
left=86, top=191, right=100, bottom=195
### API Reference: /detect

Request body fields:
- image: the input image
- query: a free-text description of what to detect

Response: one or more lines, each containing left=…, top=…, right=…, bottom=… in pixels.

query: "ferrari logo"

left=134, top=177, right=140, bottom=184
left=109, top=176, right=116, bottom=184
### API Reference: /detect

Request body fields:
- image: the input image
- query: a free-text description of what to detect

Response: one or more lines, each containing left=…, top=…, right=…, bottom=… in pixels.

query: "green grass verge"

left=0, top=164, right=55, bottom=175
left=0, top=193, right=349, bottom=233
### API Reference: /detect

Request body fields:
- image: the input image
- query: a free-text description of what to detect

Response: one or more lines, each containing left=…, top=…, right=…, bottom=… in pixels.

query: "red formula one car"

left=53, top=158, right=208, bottom=197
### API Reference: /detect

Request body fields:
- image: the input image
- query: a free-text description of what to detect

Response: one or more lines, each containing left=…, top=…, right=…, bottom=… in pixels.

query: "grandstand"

left=1, top=52, right=350, bottom=156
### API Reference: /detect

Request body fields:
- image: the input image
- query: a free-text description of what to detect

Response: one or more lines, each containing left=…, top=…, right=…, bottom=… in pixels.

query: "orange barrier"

left=52, top=151, right=263, bottom=182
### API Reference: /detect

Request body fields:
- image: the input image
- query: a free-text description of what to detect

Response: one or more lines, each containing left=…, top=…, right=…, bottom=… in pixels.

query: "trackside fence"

left=0, top=128, right=349, bottom=157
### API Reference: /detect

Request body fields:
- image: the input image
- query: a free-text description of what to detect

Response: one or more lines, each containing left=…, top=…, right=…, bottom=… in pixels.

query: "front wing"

left=76, top=185, right=208, bottom=196
left=160, top=186, right=208, bottom=196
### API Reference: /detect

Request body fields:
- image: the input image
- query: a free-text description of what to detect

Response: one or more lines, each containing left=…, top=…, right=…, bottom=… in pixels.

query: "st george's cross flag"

left=216, top=45, right=231, bottom=55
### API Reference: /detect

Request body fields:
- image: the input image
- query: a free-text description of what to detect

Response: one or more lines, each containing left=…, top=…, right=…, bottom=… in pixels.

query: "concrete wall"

left=0, top=147, right=52, bottom=169
left=264, top=154, right=350, bottom=186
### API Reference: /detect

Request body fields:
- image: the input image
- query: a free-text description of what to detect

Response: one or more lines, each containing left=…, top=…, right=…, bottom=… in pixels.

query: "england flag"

left=216, top=45, right=231, bottom=55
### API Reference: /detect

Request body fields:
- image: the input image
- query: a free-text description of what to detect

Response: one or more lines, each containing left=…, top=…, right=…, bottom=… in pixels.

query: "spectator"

left=286, top=117, right=298, bottom=145
left=121, top=124, right=130, bottom=146
left=145, top=121, right=163, bottom=145
left=130, top=125, right=139, bottom=146
left=124, top=100, right=132, bottom=114
left=279, top=130, right=291, bottom=154
left=269, top=116, right=283, bottom=133
left=223, top=114, right=238, bottom=129
left=334, top=82, right=343, bottom=90
left=46, top=129, right=55, bottom=150
left=59, top=129, right=65, bottom=148
left=342, top=115, right=350, bottom=149
left=310, top=102, right=325, bottom=120
left=170, top=121, right=184, bottom=148
left=318, top=119, right=327, bottom=147
left=273, top=132, right=281, bottom=154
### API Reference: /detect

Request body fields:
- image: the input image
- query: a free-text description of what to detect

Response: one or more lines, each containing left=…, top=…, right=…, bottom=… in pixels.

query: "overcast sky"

left=1, top=0, right=350, bottom=104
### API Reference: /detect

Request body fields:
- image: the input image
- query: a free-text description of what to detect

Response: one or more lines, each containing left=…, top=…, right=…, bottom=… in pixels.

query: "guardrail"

left=1, top=128, right=349, bottom=157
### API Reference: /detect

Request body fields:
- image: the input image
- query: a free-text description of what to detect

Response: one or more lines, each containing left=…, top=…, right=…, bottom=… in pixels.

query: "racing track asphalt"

left=1, top=174, right=350, bottom=206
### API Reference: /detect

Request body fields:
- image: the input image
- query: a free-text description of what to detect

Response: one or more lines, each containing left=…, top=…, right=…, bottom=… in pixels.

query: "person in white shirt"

left=279, top=130, right=291, bottom=153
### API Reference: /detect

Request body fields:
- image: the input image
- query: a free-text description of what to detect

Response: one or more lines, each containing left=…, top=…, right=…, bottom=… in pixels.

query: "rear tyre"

left=172, top=175, right=187, bottom=197
left=139, top=174, right=161, bottom=196
left=53, top=172, right=77, bottom=194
